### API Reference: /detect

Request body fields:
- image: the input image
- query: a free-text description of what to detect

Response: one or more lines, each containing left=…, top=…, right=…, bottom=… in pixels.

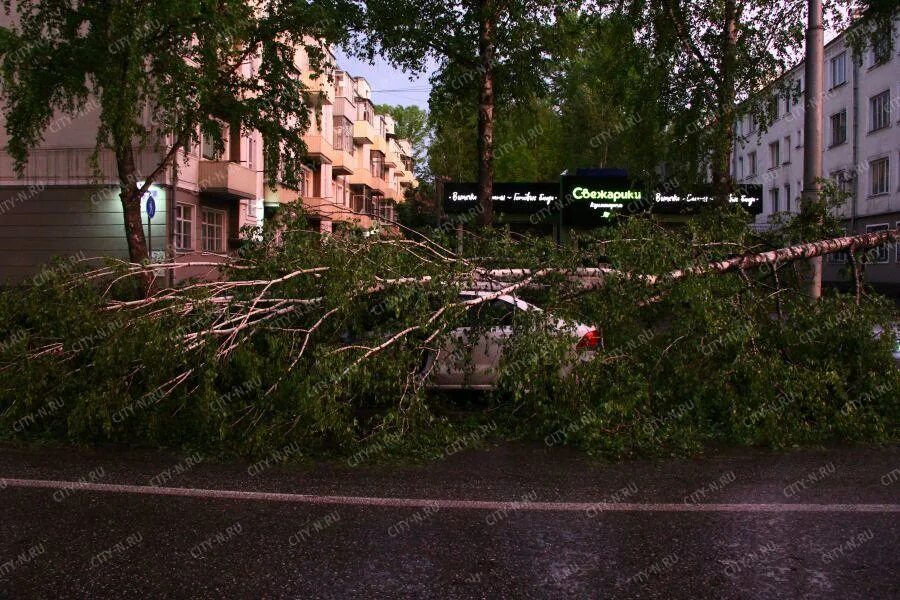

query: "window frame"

left=174, top=203, right=194, bottom=251
left=769, top=141, right=780, bottom=170
left=869, top=90, right=891, bottom=132
left=830, top=52, right=847, bottom=88
left=200, top=207, right=227, bottom=253
left=870, top=156, right=890, bottom=196
left=830, top=109, right=848, bottom=147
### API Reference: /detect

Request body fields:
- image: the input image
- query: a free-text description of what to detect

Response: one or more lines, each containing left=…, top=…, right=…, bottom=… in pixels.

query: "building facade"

left=732, top=16, right=900, bottom=294
left=0, top=42, right=416, bottom=283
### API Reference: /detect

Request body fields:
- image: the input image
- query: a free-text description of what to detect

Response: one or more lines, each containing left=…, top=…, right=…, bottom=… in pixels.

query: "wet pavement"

left=0, top=443, right=898, bottom=599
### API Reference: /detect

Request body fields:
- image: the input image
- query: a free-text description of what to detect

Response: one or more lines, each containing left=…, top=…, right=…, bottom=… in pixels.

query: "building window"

left=769, top=142, right=780, bottom=170
left=872, top=31, right=891, bottom=65
left=748, top=151, right=758, bottom=176
left=870, top=157, right=889, bottom=196
left=245, top=199, right=256, bottom=218
left=738, top=156, right=744, bottom=179
left=896, top=221, right=900, bottom=264
left=866, top=224, right=889, bottom=264
left=200, top=208, right=226, bottom=253
left=830, top=52, right=847, bottom=88
left=770, top=187, right=780, bottom=214
left=747, top=114, right=757, bottom=134
left=869, top=91, right=891, bottom=132
left=370, top=151, right=385, bottom=180
left=830, top=110, right=847, bottom=146
left=796, top=129, right=802, bottom=148
left=769, top=96, right=779, bottom=121
left=174, top=204, right=193, bottom=251
left=783, top=136, right=791, bottom=164
left=201, top=131, right=219, bottom=160
left=333, top=116, right=354, bottom=155
left=828, top=228, right=850, bottom=264
left=784, top=184, right=792, bottom=213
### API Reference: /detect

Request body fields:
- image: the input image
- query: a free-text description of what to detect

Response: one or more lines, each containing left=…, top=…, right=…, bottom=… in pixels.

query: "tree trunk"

left=711, top=0, right=739, bottom=207
left=116, top=144, right=150, bottom=264
left=476, top=0, right=496, bottom=228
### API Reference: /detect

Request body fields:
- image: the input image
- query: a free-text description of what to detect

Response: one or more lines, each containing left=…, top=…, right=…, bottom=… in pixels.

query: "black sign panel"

left=443, top=182, right=560, bottom=216
left=560, top=175, right=648, bottom=225
left=650, top=183, right=763, bottom=216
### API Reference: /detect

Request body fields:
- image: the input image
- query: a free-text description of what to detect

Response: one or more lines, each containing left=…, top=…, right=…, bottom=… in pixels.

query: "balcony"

left=334, top=96, right=356, bottom=119
left=353, top=120, right=376, bottom=145
left=199, top=161, right=257, bottom=200
left=264, top=183, right=299, bottom=208
left=303, top=134, right=334, bottom=165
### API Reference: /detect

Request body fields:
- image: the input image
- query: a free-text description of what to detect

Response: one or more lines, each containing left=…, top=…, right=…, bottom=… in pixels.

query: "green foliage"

left=0, top=209, right=896, bottom=460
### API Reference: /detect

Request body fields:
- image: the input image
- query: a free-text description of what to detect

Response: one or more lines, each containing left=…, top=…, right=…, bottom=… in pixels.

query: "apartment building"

left=732, top=16, right=900, bottom=294
left=262, top=54, right=418, bottom=235
left=0, top=42, right=417, bottom=283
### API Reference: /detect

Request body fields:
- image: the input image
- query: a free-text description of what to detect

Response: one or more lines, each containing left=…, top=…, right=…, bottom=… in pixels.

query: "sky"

left=333, top=50, right=435, bottom=109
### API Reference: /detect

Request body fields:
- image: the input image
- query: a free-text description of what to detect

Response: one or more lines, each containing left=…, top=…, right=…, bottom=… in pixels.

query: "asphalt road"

left=0, top=443, right=898, bottom=599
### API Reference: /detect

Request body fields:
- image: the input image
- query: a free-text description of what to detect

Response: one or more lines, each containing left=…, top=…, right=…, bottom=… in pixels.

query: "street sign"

left=145, top=192, right=157, bottom=220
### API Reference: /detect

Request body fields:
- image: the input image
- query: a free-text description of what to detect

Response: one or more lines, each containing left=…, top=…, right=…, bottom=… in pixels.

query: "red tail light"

left=576, top=329, right=601, bottom=350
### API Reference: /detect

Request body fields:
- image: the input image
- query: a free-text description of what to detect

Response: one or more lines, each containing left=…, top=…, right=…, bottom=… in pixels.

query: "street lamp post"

left=801, top=0, right=825, bottom=300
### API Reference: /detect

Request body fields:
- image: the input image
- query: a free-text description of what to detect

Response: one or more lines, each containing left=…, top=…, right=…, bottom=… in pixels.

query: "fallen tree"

left=0, top=207, right=897, bottom=458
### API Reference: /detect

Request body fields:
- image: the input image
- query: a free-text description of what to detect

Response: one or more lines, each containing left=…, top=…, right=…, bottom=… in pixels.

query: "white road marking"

left=1, top=477, right=898, bottom=513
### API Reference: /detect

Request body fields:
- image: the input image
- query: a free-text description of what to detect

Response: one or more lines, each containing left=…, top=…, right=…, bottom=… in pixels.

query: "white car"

left=421, top=291, right=600, bottom=390
left=873, top=324, right=900, bottom=368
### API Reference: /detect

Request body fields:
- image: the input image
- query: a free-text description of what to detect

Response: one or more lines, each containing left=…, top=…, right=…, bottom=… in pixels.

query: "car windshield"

left=464, top=298, right=516, bottom=328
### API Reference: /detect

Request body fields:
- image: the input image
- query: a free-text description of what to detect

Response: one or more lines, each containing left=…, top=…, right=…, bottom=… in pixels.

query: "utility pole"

left=801, top=0, right=825, bottom=300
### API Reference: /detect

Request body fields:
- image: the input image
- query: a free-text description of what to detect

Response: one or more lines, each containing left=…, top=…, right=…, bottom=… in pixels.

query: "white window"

left=783, top=136, right=791, bottom=164
left=831, top=110, right=847, bottom=146
left=866, top=224, right=889, bottom=264
left=738, top=156, right=744, bottom=179
left=869, top=91, right=891, bottom=132
left=870, top=157, right=889, bottom=196
left=174, top=204, right=193, bottom=251
left=769, top=142, right=780, bottom=170
left=784, top=184, right=792, bottom=213
left=748, top=151, right=758, bottom=176
left=830, top=52, right=847, bottom=88
left=245, top=199, right=256, bottom=218
left=201, top=208, right=226, bottom=252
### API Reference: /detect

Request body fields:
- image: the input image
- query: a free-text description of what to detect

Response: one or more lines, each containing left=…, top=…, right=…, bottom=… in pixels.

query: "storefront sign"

left=650, top=184, right=763, bottom=216
left=443, top=182, right=559, bottom=216
left=561, top=174, right=646, bottom=225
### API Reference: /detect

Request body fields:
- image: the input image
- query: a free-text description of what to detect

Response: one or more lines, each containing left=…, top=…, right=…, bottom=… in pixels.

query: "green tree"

left=359, top=0, right=572, bottom=226
left=0, top=0, right=349, bottom=264
left=619, top=0, right=812, bottom=204
left=374, top=103, right=431, bottom=178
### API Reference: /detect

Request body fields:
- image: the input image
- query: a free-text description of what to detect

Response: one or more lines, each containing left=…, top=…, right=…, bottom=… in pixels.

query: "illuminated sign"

left=561, top=174, right=645, bottom=225
left=650, top=184, right=763, bottom=216
left=443, top=183, right=560, bottom=217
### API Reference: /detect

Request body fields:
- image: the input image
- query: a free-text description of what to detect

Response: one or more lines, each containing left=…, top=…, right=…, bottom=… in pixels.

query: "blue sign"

left=145, top=192, right=157, bottom=220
